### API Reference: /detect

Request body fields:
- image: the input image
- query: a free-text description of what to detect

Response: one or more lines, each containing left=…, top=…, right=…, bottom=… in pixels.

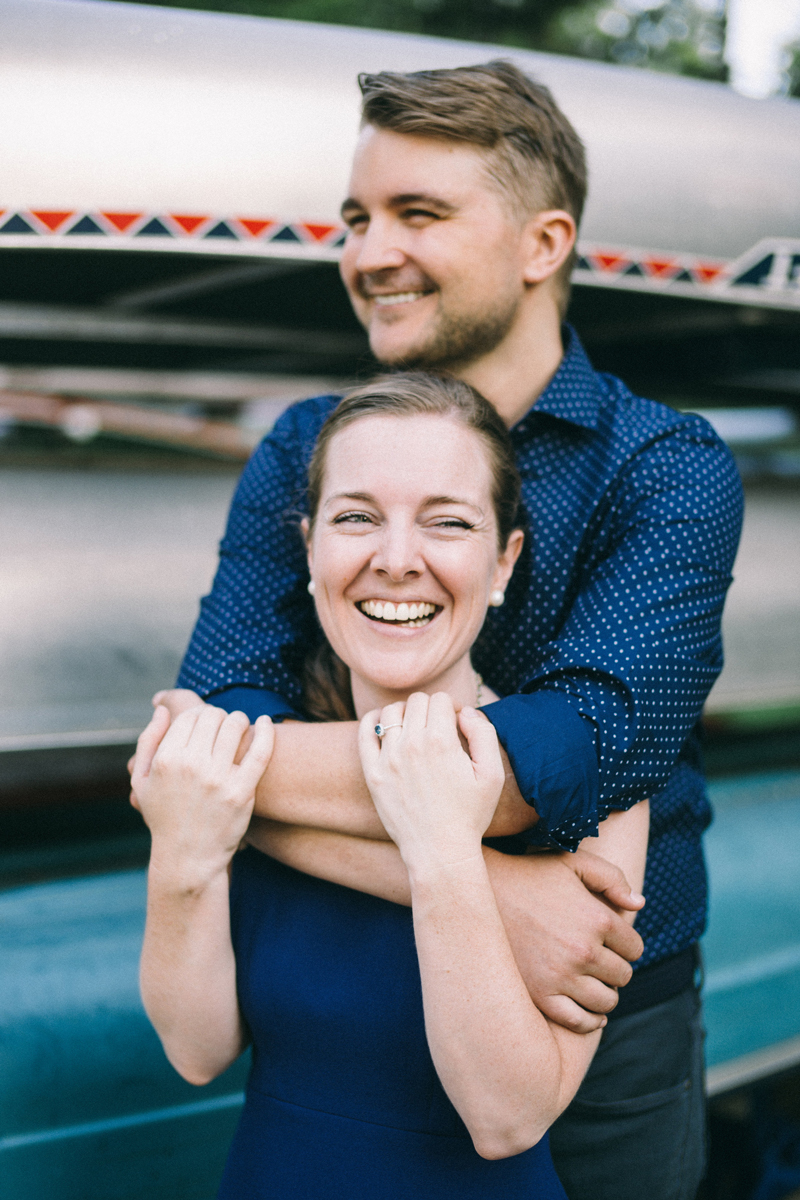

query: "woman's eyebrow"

left=423, top=495, right=483, bottom=513
left=326, top=491, right=376, bottom=504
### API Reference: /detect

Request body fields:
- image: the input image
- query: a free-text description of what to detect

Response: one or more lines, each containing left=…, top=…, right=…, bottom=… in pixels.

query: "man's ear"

left=521, top=210, right=576, bottom=286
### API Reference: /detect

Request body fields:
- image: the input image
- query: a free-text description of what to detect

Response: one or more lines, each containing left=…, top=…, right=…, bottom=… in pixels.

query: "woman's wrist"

left=147, top=842, right=233, bottom=897
left=404, top=840, right=488, bottom=893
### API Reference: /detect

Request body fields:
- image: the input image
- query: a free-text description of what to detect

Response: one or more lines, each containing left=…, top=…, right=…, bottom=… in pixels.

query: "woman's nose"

left=371, top=524, right=423, bottom=581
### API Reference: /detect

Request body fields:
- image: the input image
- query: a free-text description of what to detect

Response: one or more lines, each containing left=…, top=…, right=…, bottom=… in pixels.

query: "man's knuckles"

left=564, top=935, right=600, bottom=968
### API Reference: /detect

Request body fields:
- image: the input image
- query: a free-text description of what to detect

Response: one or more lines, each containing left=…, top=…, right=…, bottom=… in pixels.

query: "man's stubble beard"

left=373, top=290, right=521, bottom=372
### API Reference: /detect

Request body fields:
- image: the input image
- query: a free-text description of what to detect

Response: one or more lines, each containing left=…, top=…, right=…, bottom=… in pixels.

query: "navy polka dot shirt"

left=179, top=328, right=743, bottom=968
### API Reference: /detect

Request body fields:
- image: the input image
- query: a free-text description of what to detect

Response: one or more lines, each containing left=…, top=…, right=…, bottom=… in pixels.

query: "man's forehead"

left=344, top=126, right=491, bottom=203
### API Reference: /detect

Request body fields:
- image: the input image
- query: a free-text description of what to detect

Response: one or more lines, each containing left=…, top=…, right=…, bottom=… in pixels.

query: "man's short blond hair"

left=358, top=60, right=587, bottom=311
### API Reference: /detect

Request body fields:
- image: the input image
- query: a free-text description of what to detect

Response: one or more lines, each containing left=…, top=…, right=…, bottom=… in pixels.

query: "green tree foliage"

left=138, top=0, right=727, bottom=81
left=782, top=41, right=800, bottom=96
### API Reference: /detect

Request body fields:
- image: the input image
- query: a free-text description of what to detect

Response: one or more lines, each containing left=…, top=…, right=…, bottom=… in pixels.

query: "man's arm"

left=176, top=394, right=338, bottom=708
left=482, top=419, right=743, bottom=850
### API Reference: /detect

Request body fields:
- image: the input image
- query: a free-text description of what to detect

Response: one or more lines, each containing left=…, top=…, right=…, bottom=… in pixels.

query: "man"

left=166, top=62, right=742, bottom=1198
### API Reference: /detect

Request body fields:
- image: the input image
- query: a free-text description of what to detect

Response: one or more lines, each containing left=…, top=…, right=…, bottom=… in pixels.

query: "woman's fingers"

left=151, top=688, right=203, bottom=719
left=211, top=709, right=251, bottom=765
left=132, top=705, right=172, bottom=790
left=458, top=706, right=504, bottom=790
left=358, top=709, right=383, bottom=774
left=237, top=715, right=275, bottom=789
left=183, top=703, right=228, bottom=754
left=163, top=703, right=205, bottom=749
left=401, top=692, right=428, bottom=735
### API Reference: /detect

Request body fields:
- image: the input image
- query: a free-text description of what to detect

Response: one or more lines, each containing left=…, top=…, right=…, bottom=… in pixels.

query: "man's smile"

left=372, top=291, right=431, bottom=307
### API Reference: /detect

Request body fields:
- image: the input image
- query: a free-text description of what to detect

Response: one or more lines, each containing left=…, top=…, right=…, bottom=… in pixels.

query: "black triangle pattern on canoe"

left=0, top=213, right=36, bottom=233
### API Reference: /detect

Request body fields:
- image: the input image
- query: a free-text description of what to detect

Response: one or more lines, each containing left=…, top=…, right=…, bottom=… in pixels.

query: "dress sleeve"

left=177, top=398, right=333, bottom=710
left=483, top=418, right=743, bottom=851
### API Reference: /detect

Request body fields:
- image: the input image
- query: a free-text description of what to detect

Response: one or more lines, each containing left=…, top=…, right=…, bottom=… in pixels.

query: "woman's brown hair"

left=302, top=371, right=522, bottom=722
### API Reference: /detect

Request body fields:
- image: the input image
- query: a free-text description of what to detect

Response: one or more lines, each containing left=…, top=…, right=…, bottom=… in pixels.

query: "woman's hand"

left=133, top=704, right=275, bottom=886
left=358, top=692, right=505, bottom=873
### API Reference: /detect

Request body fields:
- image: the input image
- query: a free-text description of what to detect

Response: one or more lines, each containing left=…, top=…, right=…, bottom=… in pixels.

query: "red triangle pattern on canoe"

left=170, top=215, right=208, bottom=234
left=237, top=219, right=277, bottom=237
left=300, top=223, right=338, bottom=242
left=643, top=258, right=678, bottom=278
left=101, top=212, right=143, bottom=232
left=592, top=253, right=629, bottom=272
left=31, top=211, right=75, bottom=232
left=694, top=263, right=725, bottom=283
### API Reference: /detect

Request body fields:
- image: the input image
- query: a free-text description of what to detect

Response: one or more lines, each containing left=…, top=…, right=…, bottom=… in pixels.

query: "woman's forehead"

left=322, top=413, right=494, bottom=496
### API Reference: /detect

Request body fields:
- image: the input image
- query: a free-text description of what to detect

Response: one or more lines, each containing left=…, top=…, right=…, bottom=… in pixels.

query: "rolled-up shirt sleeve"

left=482, top=692, right=599, bottom=848
left=205, top=686, right=302, bottom=724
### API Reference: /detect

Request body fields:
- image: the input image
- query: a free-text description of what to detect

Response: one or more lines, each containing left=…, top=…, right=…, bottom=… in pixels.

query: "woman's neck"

left=349, top=656, right=494, bottom=720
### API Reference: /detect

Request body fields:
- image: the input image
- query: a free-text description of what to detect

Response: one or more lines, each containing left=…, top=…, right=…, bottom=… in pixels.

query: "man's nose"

left=354, top=215, right=406, bottom=275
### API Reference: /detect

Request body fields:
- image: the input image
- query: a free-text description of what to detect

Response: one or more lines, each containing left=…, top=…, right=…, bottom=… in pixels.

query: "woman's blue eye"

left=334, top=512, right=373, bottom=524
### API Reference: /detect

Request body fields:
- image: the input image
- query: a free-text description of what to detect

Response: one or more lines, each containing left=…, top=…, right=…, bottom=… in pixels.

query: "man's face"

left=339, top=126, right=531, bottom=370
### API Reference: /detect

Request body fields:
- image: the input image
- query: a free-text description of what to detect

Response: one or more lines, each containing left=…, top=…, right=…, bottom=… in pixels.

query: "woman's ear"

left=301, top=517, right=313, bottom=574
left=492, top=529, right=524, bottom=595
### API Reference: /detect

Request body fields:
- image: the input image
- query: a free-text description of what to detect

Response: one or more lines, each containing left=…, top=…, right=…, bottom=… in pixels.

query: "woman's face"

left=305, top=413, right=522, bottom=710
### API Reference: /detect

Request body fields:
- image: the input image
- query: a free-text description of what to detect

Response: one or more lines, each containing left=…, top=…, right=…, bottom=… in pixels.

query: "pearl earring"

left=489, top=589, right=505, bottom=607
left=307, top=580, right=316, bottom=596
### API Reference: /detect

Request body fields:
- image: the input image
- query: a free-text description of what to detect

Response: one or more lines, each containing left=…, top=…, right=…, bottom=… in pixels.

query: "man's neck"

left=455, top=299, right=564, bottom=429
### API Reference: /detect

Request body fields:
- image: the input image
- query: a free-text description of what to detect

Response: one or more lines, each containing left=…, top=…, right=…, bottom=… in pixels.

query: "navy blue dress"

left=218, top=847, right=567, bottom=1199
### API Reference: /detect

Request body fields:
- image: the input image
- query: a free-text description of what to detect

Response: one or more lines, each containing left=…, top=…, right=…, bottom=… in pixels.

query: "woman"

left=134, top=372, right=648, bottom=1199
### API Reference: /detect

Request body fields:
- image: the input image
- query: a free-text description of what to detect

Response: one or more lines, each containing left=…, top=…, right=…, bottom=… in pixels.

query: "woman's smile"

left=357, top=599, right=440, bottom=628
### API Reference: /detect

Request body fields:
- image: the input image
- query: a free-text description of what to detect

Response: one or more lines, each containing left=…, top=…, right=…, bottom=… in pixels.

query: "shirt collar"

left=511, top=326, right=604, bottom=438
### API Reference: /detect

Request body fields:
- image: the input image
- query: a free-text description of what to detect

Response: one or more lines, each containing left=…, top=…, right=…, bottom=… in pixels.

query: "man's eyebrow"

left=340, top=194, right=457, bottom=218
left=340, top=198, right=364, bottom=218
left=388, top=193, right=457, bottom=213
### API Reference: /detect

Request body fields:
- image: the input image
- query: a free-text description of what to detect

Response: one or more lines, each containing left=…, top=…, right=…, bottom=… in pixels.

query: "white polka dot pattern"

left=178, top=330, right=744, bottom=967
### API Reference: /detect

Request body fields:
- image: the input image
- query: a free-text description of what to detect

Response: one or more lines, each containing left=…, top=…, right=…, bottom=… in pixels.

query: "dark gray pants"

left=549, top=986, right=705, bottom=1200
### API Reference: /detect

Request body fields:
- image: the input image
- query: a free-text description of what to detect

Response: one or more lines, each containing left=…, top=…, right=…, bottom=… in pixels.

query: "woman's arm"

left=134, top=705, right=274, bottom=1085
left=356, top=694, right=649, bottom=1159
left=247, top=802, right=647, bottom=1035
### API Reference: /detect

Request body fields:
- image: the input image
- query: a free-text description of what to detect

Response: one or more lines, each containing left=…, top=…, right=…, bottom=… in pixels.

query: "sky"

left=725, top=0, right=800, bottom=97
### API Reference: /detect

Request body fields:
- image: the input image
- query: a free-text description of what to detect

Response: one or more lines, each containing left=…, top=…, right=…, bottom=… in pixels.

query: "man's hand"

left=485, top=847, right=645, bottom=1034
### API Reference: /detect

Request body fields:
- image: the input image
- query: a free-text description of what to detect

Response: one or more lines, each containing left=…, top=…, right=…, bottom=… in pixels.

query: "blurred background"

left=0, top=0, right=799, bottom=1197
